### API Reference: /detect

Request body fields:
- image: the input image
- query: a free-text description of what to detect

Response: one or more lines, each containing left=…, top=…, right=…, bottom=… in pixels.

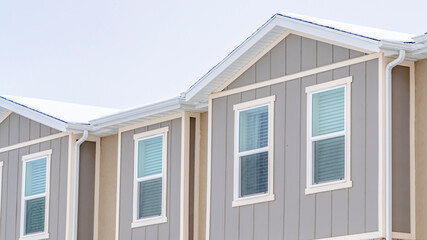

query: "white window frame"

left=305, top=76, right=353, bottom=195
left=132, top=127, right=168, bottom=228
left=20, top=149, right=52, bottom=240
left=232, top=95, right=275, bottom=207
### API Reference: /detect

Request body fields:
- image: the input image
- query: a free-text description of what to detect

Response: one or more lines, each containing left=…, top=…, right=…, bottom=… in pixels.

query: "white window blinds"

left=137, top=135, right=164, bottom=219
left=23, top=157, right=47, bottom=235
left=311, top=86, right=345, bottom=184
left=238, top=105, right=269, bottom=197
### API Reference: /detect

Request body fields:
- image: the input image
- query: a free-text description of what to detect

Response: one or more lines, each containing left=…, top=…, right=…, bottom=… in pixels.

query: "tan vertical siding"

left=98, top=134, right=118, bottom=240
left=415, top=59, right=427, bottom=240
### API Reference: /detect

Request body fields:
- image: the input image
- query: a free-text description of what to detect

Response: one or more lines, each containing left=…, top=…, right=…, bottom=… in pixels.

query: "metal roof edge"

left=0, top=96, right=68, bottom=132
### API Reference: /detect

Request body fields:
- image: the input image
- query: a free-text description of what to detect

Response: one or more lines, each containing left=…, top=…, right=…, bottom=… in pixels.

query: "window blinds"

left=137, top=135, right=163, bottom=219
left=239, top=105, right=269, bottom=197
left=24, top=157, right=47, bottom=234
left=312, top=87, right=345, bottom=184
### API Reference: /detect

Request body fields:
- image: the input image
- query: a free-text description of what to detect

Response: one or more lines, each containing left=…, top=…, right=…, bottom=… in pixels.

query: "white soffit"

left=184, top=13, right=390, bottom=104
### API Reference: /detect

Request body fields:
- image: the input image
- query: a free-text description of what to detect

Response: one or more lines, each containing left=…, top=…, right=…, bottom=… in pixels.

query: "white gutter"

left=385, top=49, right=405, bottom=240
left=71, top=130, right=89, bottom=240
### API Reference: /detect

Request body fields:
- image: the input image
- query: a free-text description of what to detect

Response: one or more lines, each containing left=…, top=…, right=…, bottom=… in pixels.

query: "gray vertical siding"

left=226, top=34, right=366, bottom=90
left=78, top=141, right=96, bottom=240
left=0, top=113, right=68, bottom=240
left=118, top=118, right=182, bottom=240
left=392, top=66, right=411, bottom=233
left=210, top=34, right=380, bottom=239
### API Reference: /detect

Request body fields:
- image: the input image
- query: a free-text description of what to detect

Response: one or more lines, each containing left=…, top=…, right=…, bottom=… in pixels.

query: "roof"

left=0, top=95, right=119, bottom=134
left=3, top=12, right=427, bottom=137
left=184, top=12, right=427, bottom=104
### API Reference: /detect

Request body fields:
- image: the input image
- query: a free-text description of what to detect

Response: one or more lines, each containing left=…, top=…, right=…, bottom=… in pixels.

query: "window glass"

left=238, top=105, right=269, bottom=198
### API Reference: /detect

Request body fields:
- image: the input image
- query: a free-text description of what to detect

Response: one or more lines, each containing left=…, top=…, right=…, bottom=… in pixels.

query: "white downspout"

left=72, top=130, right=89, bottom=240
left=385, top=49, right=405, bottom=240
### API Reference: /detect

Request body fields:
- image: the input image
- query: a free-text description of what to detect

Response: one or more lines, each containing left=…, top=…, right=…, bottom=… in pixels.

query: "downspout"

left=72, top=130, right=89, bottom=240
left=385, top=49, right=405, bottom=240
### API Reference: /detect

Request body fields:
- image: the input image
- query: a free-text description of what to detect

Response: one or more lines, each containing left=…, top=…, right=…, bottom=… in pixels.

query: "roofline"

left=89, top=96, right=200, bottom=128
left=184, top=13, right=383, bottom=103
left=0, top=96, right=69, bottom=132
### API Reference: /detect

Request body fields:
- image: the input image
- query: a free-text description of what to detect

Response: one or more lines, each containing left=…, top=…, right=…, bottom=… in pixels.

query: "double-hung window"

left=20, top=150, right=51, bottom=240
left=305, top=77, right=352, bottom=195
left=132, top=127, right=168, bottom=228
left=233, top=96, right=275, bottom=207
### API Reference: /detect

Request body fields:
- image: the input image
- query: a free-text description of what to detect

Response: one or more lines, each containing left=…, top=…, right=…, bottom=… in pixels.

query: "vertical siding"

left=392, top=66, right=411, bottom=233
left=0, top=113, right=69, bottom=240
left=118, top=118, right=182, bottom=240
left=78, top=141, right=96, bottom=240
left=210, top=34, right=379, bottom=239
left=226, top=34, right=365, bottom=90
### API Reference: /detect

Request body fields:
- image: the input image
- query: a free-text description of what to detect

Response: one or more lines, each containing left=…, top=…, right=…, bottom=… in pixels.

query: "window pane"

left=25, top=197, right=45, bottom=234
left=138, top=136, right=163, bottom=178
left=138, top=178, right=162, bottom=219
left=240, top=151, right=268, bottom=197
left=25, top=158, right=47, bottom=197
left=239, top=105, right=268, bottom=152
left=313, top=135, right=345, bottom=184
left=312, top=87, right=345, bottom=137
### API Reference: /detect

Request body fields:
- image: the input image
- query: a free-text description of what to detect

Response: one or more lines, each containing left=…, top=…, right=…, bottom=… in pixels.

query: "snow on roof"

left=1, top=95, right=120, bottom=124
left=278, top=12, right=416, bottom=43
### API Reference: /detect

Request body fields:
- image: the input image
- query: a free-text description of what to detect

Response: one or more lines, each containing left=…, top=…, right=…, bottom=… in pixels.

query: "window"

left=20, top=150, right=51, bottom=240
left=132, top=127, right=168, bottom=228
left=233, top=96, right=275, bottom=207
left=305, top=76, right=352, bottom=195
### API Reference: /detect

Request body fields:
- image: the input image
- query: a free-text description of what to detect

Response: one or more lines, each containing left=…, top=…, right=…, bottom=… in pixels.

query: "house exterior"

left=1, top=12, right=427, bottom=240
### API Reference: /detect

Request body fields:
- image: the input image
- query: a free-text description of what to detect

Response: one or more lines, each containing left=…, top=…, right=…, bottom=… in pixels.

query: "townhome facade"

left=1, top=12, right=427, bottom=240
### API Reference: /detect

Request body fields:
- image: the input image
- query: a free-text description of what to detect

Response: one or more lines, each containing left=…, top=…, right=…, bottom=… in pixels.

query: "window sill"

left=19, top=232, right=49, bottom=240
left=305, top=180, right=352, bottom=195
left=131, top=216, right=167, bottom=228
left=232, top=193, right=275, bottom=207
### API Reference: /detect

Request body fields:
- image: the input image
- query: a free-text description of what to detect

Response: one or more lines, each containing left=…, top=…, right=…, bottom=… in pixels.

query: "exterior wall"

left=209, top=34, right=380, bottom=239
left=195, top=112, right=207, bottom=240
left=391, top=66, right=411, bottom=233
left=415, top=58, right=427, bottom=240
left=0, top=113, right=68, bottom=240
left=78, top=141, right=96, bottom=240
left=118, top=118, right=182, bottom=240
left=98, top=134, right=118, bottom=240
left=225, top=34, right=366, bottom=90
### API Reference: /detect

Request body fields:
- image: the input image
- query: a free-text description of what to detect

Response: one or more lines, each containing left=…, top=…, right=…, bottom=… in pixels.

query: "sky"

left=0, top=0, right=426, bottom=109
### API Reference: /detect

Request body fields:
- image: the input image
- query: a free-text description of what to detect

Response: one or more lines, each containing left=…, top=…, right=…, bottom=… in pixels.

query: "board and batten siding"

left=391, top=66, right=411, bottom=233
left=0, top=113, right=69, bottom=240
left=118, top=118, right=181, bottom=240
left=209, top=34, right=380, bottom=239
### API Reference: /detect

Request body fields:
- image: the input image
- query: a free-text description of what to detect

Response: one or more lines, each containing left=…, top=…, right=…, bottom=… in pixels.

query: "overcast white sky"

left=0, top=0, right=426, bottom=109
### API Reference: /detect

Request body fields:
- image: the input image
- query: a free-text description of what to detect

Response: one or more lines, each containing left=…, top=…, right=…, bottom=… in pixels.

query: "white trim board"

left=0, top=132, right=70, bottom=154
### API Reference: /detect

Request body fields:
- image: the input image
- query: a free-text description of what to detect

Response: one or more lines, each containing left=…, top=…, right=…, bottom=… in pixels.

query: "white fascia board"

left=184, top=14, right=381, bottom=103
left=184, top=16, right=283, bottom=102
left=0, top=98, right=68, bottom=132
left=274, top=16, right=381, bottom=52
left=379, top=40, right=427, bottom=60
left=89, top=97, right=188, bottom=128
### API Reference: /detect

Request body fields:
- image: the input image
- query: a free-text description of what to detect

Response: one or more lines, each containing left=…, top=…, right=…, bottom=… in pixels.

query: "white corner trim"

left=20, top=150, right=52, bottom=240
left=233, top=96, right=275, bottom=207
left=205, top=97, right=213, bottom=240
left=132, top=127, right=168, bottom=228
left=305, top=77, right=352, bottom=195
